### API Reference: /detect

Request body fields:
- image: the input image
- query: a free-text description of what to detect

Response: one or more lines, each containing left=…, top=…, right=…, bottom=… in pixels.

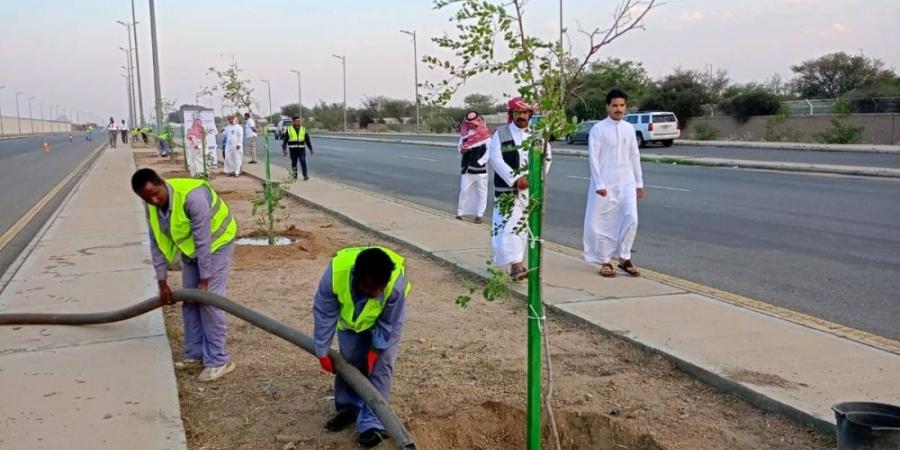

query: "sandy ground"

left=134, top=153, right=833, bottom=450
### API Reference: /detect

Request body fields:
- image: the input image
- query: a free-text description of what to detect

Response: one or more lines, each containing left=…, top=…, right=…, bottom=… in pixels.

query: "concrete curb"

left=317, top=131, right=900, bottom=154
left=243, top=168, right=837, bottom=436
left=318, top=134, right=900, bottom=178
left=675, top=139, right=900, bottom=154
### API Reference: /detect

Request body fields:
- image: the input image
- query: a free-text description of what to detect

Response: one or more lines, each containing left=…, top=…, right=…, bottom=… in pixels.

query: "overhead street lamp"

left=0, top=86, right=5, bottom=136
left=400, top=30, right=420, bottom=133
left=27, top=96, right=35, bottom=134
left=15, top=91, right=23, bottom=134
left=260, top=79, right=273, bottom=119
left=290, top=69, right=302, bottom=119
left=332, top=54, right=347, bottom=132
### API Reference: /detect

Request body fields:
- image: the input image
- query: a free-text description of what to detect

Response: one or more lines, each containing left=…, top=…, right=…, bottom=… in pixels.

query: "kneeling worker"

left=313, top=246, right=411, bottom=448
left=131, top=168, right=238, bottom=382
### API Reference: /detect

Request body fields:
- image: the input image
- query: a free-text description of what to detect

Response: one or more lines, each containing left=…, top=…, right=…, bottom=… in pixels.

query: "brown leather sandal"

left=600, top=263, right=616, bottom=278
left=618, top=260, right=640, bottom=277
left=511, top=267, right=528, bottom=282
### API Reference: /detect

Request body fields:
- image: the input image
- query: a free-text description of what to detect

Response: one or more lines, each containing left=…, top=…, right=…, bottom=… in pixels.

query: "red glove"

left=318, top=355, right=334, bottom=374
left=367, top=349, right=380, bottom=374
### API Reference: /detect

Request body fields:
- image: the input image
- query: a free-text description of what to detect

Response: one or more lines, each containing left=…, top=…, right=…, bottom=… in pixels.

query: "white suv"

left=624, top=112, right=680, bottom=148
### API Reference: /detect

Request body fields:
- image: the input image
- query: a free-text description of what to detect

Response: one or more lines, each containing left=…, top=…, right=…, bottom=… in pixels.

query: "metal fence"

left=702, top=96, right=900, bottom=117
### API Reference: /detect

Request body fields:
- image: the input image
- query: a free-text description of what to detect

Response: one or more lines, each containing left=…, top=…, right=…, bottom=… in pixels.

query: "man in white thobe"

left=583, top=89, right=645, bottom=278
left=489, top=97, right=551, bottom=281
left=222, top=115, right=244, bottom=177
left=456, top=111, right=491, bottom=223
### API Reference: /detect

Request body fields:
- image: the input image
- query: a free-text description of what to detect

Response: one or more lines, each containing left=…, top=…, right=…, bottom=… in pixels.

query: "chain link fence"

left=702, top=96, right=900, bottom=117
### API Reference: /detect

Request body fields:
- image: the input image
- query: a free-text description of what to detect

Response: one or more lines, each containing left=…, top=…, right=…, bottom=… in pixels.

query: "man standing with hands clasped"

left=583, top=88, right=645, bottom=278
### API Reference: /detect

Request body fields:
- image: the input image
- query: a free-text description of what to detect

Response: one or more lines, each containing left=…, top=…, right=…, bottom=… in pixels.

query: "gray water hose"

left=0, top=289, right=416, bottom=450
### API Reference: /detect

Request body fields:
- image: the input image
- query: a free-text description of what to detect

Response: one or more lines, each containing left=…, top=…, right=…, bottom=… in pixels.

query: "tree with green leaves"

left=566, top=58, right=652, bottom=120
left=423, top=1, right=658, bottom=448
left=206, top=62, right=256, bottom=115
left=791, top=52, right=898, bottom=99
left=463, top=93, right=497, bottom=114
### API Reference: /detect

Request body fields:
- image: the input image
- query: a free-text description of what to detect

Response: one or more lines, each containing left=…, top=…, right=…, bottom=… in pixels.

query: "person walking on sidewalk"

left=243, top=112, right=258, bottom=164
left=583, top=89, right=645, bottom=278
left=313, top=246, right=410, bottom=448
left=85, top=124, right=93, bottom=141
left=281, top=116, right=314, bottom=180
left=120, top=119, right=129, bottom=144
left=106, top=117, right=118, bottom=148
left=131, top=168, right=238, bottom=382
left=223, top=115, right=244, bottom=176
left=456, top=111, right=491, bottom=223
left=489, top=97, right=552, bottom=282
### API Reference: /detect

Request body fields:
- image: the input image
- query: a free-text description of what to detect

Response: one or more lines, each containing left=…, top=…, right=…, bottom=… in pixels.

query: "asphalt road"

left=0, top=133, right=102, bottom=278
left=319, top=132, right=900, bottom=168
left=261, top=135, right=900, bottom=339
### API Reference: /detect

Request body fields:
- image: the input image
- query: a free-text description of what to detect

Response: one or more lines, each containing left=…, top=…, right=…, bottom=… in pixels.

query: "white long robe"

left=187, top=135, right=205, bottom=177
left=583, top=117, right=644, bottom=264
left=488, top=125, right=552, bottom=267
left=223, top=124, right=244, bottom=175
left=457, top=135, right=491, bottom=218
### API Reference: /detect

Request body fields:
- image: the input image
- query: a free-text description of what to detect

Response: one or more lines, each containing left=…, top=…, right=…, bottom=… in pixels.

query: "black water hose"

left=0, top=289, right=416, bottom=450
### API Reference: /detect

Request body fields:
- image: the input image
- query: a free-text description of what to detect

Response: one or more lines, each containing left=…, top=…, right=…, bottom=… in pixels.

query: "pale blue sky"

left=1, top=0, right=897, bottom=123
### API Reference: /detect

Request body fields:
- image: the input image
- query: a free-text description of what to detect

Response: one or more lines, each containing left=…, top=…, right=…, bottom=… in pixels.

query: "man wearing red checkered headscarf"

left=488, top=97, right=552, bottom=281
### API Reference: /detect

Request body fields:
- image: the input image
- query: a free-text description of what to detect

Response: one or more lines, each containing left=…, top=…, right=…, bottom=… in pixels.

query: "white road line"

left=13, top=153, right=30, bottom=159
left=399, top=155, right=438, bottom=162
left=566, top=176, right=691, bottom=192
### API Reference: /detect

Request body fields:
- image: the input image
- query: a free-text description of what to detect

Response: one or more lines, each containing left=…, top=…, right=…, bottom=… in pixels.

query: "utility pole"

left=400, top=30, right=420, bottom=132
left=15, top=91, right=23, bottom=134
left=261, top=79, right=273, bottom=119
left=122, top=73, right=134, bottom=127
left=0, top=86, right=5, bottom=136
left=148, top=0, right=164, bottom=137
left=332, top=54, right=347, bottom=132
left=40, top=102, right=44, bottom=132
left=130, top=0, right=145, bottom=125
left=290, top=69, right=302, bottom=118
left=121, top=60, right=135, bottom=126
left=27, top=96, right=35, bottom=134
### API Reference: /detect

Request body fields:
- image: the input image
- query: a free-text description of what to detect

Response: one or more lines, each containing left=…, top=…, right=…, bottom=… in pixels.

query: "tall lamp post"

left=400, top=30, right=420, bottom=133
left=331, top=54, right=347, bottom=132
left=290, top=69, right=302, bottom=119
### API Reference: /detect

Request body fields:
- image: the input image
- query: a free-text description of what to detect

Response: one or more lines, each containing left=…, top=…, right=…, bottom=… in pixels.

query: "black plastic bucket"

left=832, top=402, right=900, bottom=450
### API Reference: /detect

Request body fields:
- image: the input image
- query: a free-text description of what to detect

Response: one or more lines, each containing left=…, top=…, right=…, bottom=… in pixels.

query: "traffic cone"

left=43, top=140, right=50, bottom=152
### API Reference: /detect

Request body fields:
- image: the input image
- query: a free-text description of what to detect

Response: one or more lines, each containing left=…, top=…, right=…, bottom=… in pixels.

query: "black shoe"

left=358, top=428, right=387, bottom=448
left=325, top=409, right=358, bottom=432
left=303, top=176, right=310, bottom=181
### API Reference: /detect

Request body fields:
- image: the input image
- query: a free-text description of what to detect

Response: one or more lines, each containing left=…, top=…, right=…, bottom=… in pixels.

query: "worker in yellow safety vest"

left=131, top=168, right=238, bottom=382
left=312, top=246, right=410, bottom=448
left=281, top=116, right=315, bottom=180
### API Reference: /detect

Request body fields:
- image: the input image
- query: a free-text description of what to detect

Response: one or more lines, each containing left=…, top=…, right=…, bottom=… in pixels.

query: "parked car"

left=624, top=112, right=680, bottom=147
left=268, top=117, right=292, bottom=140
left=565, top=120, right=599, bottom=144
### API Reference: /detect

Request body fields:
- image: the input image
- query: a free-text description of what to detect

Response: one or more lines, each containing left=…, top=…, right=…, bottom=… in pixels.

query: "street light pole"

left=119, top=44, right=137, bottom=127
left=122, top=72, right=133, bottom=128
left=148, top=0, right=164, bottom=137
left=27, top=96, right=35, bottom=134
left=332, top=54, right=347, bottom=132
left=400, top=30, right=419, bottom=133
left=290, top=69, right=302, bottom=118
left=0, top=86, right=5, bottom=136
left=15, top=91, right=23, bottom=135
left=130, top=0, right=145, bottom=125
left=40, top=102, right=44, bottom=132
left=260, top=79, right=273, bottom=119
left=121, top=60, right=135, bottom=127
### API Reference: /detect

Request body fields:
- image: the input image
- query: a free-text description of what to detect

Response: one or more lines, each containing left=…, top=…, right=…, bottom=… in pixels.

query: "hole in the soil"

left=235, top=237, right=293, bottom=246
left=408, top=401, right=662, bottom=450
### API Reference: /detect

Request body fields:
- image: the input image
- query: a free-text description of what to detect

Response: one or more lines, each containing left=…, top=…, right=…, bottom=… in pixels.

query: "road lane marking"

left=13, top=153, right=30, bottom=159
left=0, top=144, right=104, bottom=252
left=399, top=155, right=438, bottom=162
left=566, top=176, right=691, bottom=192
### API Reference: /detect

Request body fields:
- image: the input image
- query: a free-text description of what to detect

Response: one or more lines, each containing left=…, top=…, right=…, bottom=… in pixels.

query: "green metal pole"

left=526, top=137, right=545, bottom=450
left=263, top=130, right=275, bottom=245
left=201, top=128, right=208, bottom=179
left=181, top=125, right=188, bottom=171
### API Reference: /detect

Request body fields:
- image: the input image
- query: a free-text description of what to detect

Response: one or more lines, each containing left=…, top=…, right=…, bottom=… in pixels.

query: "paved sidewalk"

left=315, top=134, right=900, bottom=178
left=243, top=160, right=900, bottom=432
left=0, top=145, right=186, bottom=449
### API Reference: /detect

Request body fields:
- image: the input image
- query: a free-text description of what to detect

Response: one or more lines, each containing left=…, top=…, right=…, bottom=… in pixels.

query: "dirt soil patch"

left=136, top=156, right=832, bottom=450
